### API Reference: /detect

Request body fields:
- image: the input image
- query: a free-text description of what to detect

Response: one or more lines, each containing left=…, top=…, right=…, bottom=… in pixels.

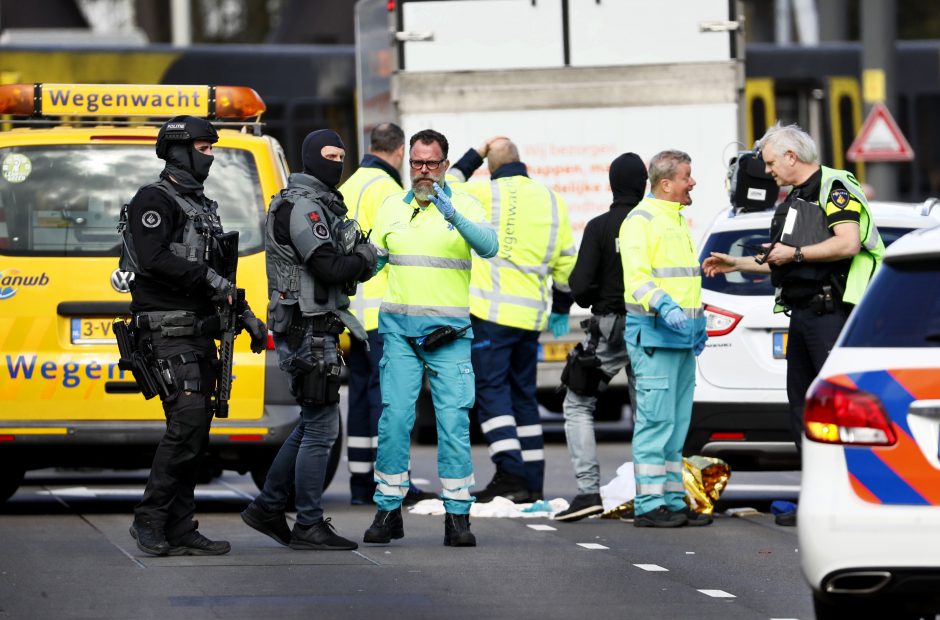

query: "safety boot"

left=363, top=507, right=404, bottom=544
left=634, top=506, right=688, bottom=528
left=472, top=470, right=530, bottom=504
left=129, top=520, right=170, bottom=556
left=670, top=505, right=714, bottom=527
left=443, top=513, right=476, bottom=547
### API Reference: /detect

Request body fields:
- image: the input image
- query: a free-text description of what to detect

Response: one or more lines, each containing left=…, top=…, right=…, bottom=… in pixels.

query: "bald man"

left=449, top=137, right=577, bottom=503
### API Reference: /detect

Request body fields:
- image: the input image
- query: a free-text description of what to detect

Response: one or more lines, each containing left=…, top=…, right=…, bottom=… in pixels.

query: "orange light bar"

left=0, top=83, right=266, bottom=121
left=0, top=83, right=36, bottom=115
left=214, top=86, right=266, bottom=120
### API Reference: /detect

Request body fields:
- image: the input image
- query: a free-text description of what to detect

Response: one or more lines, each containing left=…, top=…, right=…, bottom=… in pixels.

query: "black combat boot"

left=363, top=508, right=404, bottom=544
left=472, top=470, right=530, bottom=504
left=443, top=513, right=476, bottom=547
left=129, top=520, right=171, bottom=556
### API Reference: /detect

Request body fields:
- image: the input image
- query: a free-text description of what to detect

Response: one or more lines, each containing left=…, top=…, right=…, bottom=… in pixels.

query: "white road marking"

left=698, top=589, right=736, bottom=598
left=685, top=551, right=695, bottom=555
left=726, top=484, right=801, bottom=493
left=527, top=524, right=556, bottom=531
left=577, top=543, right=608, bottom=550
left=38, top=487, right=240, bottom=499
left=634, top=564, right=668, bottom=572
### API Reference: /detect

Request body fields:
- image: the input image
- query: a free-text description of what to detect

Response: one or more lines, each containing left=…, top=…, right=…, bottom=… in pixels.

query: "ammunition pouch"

left=285, top=310, right=346, bottom=350
left=288, top=340, right=342, bottom=406
left=560, top=317, right=607, bottom=396
left=135, top=311, right=221, bottom=337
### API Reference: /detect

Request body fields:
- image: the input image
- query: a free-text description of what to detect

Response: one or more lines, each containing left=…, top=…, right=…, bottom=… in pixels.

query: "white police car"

left=798, top=224, right=940, bottom=619
left=689, top=199, right=940, bottom=469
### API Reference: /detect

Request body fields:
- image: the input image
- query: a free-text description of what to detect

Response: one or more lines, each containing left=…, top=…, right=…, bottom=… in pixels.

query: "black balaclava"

left=164, top=143, right=213, bottom=191
left=609, top=152, right=648, bottom=209
left=302, top=129, right=345, bottom=188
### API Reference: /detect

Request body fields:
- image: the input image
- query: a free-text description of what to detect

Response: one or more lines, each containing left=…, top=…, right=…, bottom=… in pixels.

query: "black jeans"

left=134, top=331, right=218, bottom=541
left=785, top=305, right=850, bottom=451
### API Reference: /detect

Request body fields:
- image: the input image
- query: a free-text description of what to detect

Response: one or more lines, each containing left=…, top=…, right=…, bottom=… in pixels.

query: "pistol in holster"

left=113, top=319, right=171, bottom=400
left=288, top=338, right=342, bottom=406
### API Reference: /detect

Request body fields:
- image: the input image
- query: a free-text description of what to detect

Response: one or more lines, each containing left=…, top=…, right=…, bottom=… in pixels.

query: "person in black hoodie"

left=554, top=152, right=647, bottom=522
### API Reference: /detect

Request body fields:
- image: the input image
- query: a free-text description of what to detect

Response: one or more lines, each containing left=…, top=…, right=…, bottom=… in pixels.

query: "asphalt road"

left=0, top=442, right=811, bottom=620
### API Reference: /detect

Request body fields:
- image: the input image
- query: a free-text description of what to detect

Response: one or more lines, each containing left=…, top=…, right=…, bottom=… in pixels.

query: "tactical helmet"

left=155, top=115, right=219, bottom=160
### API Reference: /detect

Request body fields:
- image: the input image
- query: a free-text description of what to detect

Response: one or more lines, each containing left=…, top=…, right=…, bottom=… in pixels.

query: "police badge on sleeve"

left=142, top=210, right=162, bottom=228
left=830, top=188, right=850, bottom=209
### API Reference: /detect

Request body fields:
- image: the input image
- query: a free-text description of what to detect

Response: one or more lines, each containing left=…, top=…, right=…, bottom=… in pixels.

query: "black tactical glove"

left=205, top=267, right=234, bottom=304
left=237, top=306, right=268, bottom=354
left=354, top=242, right=379, bottom=282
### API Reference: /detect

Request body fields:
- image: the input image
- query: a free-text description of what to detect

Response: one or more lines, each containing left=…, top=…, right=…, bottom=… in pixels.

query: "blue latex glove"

left=548, top=312, right=570, bottom=338
left=428, top=182, right=456, bottom=220
left=693, top=340, right=706, bottom=357
left=663, top=307, right=688, bottom=331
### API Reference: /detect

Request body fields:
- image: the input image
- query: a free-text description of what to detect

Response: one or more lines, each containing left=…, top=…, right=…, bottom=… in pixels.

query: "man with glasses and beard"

left=363, top=129, right=498, bottom=547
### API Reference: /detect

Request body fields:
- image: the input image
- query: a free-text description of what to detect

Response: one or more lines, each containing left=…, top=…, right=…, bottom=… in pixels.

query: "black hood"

left=609, top=152, right=648, bottom=209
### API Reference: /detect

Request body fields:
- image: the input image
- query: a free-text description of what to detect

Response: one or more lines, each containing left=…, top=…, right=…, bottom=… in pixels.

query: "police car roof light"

left=0, top=83, right=266, bottom=121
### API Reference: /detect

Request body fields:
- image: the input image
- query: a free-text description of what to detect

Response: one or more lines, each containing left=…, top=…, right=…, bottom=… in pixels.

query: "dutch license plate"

left=772, top=331, right=788, bottom=359
left=540, top=341, right=577, bottom=363
left=71, top=318, right=117, bottom=345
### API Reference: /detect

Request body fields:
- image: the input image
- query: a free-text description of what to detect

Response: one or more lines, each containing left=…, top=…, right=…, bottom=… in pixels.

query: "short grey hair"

left=649, top=150, right=691, bottom=188
left=758, top=122, right=818, bottom=163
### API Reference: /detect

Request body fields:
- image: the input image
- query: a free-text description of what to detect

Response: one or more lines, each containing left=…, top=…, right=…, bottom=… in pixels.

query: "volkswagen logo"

left=111, top=269, right=134, bottom=293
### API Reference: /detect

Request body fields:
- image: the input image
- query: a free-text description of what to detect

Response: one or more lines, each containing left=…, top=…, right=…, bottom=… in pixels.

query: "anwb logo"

left=0, top=269, right=50, bottom=300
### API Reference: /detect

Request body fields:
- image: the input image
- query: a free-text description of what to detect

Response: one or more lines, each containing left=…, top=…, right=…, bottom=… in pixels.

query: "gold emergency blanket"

left=600, top=456, right=731, bottom=519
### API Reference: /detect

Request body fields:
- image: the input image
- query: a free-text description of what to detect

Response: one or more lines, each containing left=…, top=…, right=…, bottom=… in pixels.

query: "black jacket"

left=128, top=180, right=216, bottom=314
left=569, top=153, right=648, bottom=315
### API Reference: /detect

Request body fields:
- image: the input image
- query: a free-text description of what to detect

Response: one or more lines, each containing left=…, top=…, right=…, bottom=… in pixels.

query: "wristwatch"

left=794, top=246, right=804, bottom=263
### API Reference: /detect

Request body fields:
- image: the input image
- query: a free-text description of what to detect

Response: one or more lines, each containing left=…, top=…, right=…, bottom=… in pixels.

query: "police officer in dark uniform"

left=704, top=123, right=884, bottom=457
left=123, top=115, right=267, bottom=556
left=240, top=129, right=377, bottom=551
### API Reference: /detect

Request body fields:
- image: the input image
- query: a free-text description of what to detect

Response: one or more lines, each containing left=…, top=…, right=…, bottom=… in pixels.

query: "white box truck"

left=355, top=0, right=743, bottom=435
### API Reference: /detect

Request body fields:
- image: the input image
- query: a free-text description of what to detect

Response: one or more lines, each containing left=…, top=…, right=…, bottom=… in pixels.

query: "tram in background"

left=745, top=40, right=940, bottom=202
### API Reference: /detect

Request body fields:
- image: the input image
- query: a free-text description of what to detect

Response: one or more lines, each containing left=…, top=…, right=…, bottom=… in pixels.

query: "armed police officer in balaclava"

left=241, top=129, right=377, bottom=552
left=120, top=115, right=267, bottom=557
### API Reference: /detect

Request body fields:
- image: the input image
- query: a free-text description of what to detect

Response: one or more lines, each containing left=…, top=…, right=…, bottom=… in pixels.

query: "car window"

left=699, top=229, right=775, bottom=296
left=0, top=145, right=264, bottom=257
left=699, top=226, right=921, bottom=297
left=841, top=259, right=940, bottom=347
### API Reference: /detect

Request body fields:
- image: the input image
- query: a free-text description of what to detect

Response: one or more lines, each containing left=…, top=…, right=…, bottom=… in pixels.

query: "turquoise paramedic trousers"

left=626, top=342, right=695, bottom=516
left=373, top=332, right=476, bottom=514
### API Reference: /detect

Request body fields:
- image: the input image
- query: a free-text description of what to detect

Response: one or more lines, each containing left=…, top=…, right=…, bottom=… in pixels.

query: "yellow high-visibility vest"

left=459, top=175, right=576, bottom=331
left=620, top=196, right=702, bottom=318
left=339, top=165, right=402, bottom=332
left=372, top=186, right=491, bottom=336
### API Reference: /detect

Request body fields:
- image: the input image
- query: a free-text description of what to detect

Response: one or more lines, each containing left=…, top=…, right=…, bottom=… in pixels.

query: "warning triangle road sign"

left=846, top=103, right=914, bottom=162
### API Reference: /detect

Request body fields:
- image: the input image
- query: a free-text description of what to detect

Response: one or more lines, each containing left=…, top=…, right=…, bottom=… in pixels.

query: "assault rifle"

left=212, top=231, right=240, bottom=418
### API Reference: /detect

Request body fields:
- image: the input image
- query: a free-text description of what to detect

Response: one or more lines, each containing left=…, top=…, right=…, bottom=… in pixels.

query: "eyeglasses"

left=409, top=159, right=445, bottom=171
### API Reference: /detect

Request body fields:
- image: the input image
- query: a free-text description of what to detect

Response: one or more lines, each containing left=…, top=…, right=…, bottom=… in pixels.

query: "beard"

left=411, top=174, right=442, bottom=201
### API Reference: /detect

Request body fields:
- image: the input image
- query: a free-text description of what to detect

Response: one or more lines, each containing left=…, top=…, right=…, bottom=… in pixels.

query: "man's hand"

left=429, top=182, right=456, bottom=220
left=548, top=312, right=570, bottom=338
left=237, top=307, right=267, bottom=354
left=205, top=267, right=234, bottom=305
left=354, top=241, right=379, bottom=280
left=662, top=307, right=688, bottom=331
left=693, top=340, right=706, bottom=357
left=702, top=252, right=739, bottom=278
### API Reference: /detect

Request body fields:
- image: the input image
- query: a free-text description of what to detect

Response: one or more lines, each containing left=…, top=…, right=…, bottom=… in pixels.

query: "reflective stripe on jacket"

left=460, top=175, right=576, bottom=331
left=339, top=165, right=402, bottom=331
left=372, top=184, right=491, bottom=337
